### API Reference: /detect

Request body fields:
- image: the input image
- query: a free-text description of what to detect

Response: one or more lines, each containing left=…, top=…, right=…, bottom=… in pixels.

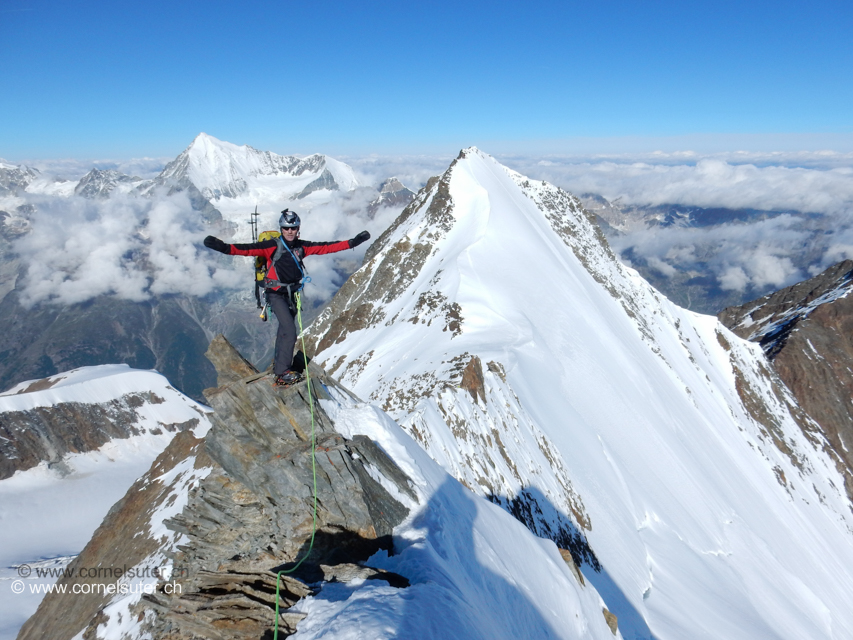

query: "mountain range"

left=7, top=147, right=853, bottom=640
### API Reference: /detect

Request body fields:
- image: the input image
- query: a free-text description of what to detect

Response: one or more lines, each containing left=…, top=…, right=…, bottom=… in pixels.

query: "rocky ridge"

left=74, top=168, right=147, bottom=199
left=19, top=335, right=416, bottom=640
left=719, top=259, right=853, bottom=499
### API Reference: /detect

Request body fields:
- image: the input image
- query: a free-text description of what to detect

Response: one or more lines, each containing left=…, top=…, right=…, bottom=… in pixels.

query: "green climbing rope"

left=274, top=292, right=318, bottom=639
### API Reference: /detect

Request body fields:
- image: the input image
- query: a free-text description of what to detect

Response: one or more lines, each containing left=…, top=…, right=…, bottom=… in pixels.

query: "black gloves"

left=349, top=230, right=370, bottom=248
left=204, top=236, right=230, bottom=254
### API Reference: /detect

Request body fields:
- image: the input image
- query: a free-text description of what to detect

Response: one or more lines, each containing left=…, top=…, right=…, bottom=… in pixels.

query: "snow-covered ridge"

left=0, top=364, right=211, bottom=483
left=0, top=364, right=208, bottom=414
left=307, top=147, right=853, bottom=639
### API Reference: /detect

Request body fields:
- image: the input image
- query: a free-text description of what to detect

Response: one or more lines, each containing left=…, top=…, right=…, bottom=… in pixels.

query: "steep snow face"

left=308, top=148, right=853, bottom=639
left=288, top=394, right=620, bottom=640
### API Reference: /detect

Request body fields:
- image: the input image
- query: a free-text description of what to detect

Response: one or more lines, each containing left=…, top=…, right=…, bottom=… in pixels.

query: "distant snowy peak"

left=0, top=162, right=40, bottom=195
left=156, top=132, right=359, bottom=201
left=74, top=168, right=149, bottom=199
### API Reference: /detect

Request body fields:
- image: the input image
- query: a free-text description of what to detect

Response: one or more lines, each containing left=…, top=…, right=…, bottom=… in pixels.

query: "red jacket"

left=228, top=237, right=352, bottom=291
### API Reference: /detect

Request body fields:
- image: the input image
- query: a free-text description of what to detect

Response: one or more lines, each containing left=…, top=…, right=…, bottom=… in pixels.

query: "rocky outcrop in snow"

left=74, top=168, right=148, bottom=199
left=0, top=163, right=39, bottom=195
left=367, top=177, right=415, bottom=216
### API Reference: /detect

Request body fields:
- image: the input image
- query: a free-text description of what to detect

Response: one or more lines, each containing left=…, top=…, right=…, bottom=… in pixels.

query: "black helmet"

left=279, top=209, right=301, bottom=229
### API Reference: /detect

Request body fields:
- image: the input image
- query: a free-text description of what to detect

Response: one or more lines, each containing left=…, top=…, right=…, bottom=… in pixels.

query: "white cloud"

left=609, top=214, right=816, bottom=293
left=498, top=157, right=853, bottom=216
left=341, top=154, right=452, bottom=191
left=9, top=147, right=853, bottom=311
left=719, top=266, right=750, bottom=291
left=13, top=192, right=245, bottom=306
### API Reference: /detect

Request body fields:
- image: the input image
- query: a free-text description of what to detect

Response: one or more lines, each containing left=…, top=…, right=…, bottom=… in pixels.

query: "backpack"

left=255, top=230, right=281, bottom=283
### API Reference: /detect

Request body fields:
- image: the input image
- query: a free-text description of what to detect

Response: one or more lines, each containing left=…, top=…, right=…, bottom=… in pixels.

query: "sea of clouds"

left=11, top=192, right=245, bottom=306
left=493, top=152, right=853, bottom=295
left=4, top=148, right=853, bottom=309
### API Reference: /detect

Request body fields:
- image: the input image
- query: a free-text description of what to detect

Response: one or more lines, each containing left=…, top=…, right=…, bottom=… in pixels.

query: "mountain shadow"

left=495, top=484, right=657, bottom=640
left=296, top=476, right=647, bottom=639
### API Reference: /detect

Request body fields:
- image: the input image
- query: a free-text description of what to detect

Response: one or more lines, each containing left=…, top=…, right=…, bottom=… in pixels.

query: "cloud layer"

left=14, top=192, right=244, bottom=306
left=7, top=148, right=853, bottom=310
left=609, top=214, right=827, bottom=294
left=500, top=156, right=853, bottom=216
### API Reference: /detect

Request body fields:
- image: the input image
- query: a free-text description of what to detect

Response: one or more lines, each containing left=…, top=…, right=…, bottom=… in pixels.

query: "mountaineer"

left=204, top=209, right=370, bottom=386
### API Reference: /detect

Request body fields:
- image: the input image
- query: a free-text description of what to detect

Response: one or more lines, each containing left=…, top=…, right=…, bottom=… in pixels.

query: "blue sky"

left=1, top=0, right=851, bottom=159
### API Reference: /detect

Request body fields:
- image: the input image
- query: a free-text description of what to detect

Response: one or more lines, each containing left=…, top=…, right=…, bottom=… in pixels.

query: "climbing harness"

left=274, top=292, right=318, bottom=640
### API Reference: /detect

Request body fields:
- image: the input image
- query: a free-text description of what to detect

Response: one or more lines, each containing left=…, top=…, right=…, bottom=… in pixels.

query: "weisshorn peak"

left=156, top=132, right=359, bottom=201
left=306, top=147, right=853, bottom=639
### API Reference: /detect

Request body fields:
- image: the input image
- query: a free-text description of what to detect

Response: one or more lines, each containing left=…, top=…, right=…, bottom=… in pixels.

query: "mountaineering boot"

left=273, top=371, right=303, bottom=387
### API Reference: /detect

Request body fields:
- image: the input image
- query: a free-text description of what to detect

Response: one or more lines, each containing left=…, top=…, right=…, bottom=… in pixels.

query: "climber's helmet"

left=279, top=209, right=301, bottom=230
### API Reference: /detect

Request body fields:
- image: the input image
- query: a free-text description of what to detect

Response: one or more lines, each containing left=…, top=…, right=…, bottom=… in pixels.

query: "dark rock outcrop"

left=719, top=260, right=853, bottom=500
left=19, top=335, right=415, bottom=640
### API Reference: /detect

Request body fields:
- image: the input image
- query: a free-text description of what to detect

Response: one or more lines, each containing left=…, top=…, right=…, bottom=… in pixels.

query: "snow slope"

left=287, top=388, right=620, bottom=640
left=309, top=148, right=853, bottom=639
left=0, top=366, right=210, bottom=640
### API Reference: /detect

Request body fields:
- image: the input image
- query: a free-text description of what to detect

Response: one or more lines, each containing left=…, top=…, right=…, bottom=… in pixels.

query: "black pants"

left=268, top=292, right=298, bottom=375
